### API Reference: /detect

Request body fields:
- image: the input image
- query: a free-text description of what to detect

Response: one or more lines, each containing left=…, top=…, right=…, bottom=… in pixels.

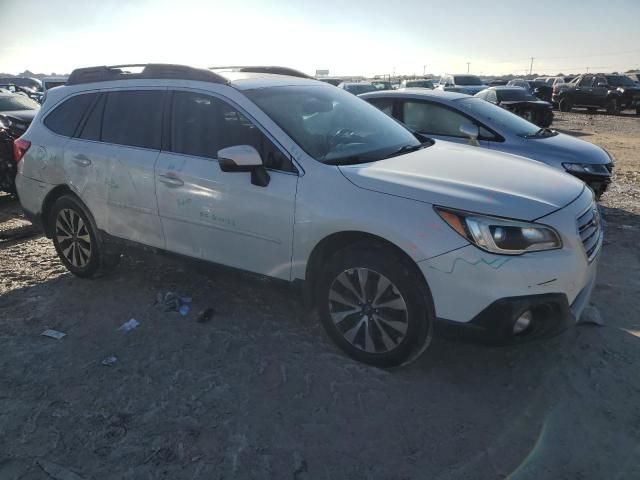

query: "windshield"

left=456, top=97, right=540, bottom=137
left=0, top=95, right=39, bottom=111
left=454, top=75, right=483, bottom=86
left=406, top=80, right=434, bottom=88
left=246, top=85, right=421, bottom=165
left=606, top=75, right=635, bottom=87
left=499, top=89, right=538, bottom=102
left=345, top=84, right=377, bottom=95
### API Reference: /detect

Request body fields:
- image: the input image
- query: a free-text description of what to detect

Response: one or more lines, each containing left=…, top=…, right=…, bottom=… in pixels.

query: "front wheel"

left=559, top=97, right=572, bottom=112
left=50, top=195, right=118, bottom=278
left=317, top=246, right=433, bottom=367
left=606, top=97, right=620, bottom=115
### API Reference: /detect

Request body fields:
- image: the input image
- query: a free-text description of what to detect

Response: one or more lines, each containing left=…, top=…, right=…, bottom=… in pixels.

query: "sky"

left=1, top=0, right=639, bottom=77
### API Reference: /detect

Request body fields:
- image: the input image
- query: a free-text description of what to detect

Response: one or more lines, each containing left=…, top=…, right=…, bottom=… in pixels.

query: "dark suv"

left=553, top=74, right=640, bottom=115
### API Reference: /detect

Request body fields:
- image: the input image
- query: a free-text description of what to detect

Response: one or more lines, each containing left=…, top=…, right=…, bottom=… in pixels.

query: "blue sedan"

left=360, top=89, right=613, bottom=198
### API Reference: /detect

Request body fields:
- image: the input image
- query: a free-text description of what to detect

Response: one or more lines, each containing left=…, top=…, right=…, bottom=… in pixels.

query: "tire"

left=559, top=97, right=572, bottom=112
left=606, top=97, right=620, bottom=115
left=541, top=110, right=554, bottom=128
left=49, top=195, right=118, bottom=278
left=316, top=245, right=434, bottom=367
left=522, top=110, right=535, bottom=123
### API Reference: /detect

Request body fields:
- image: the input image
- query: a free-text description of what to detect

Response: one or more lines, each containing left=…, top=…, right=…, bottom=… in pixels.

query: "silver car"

left=360, top=89, right=613, bottom=198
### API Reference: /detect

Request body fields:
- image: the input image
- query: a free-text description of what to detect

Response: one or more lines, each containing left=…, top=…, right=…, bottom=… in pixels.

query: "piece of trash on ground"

left=41, top=329, right=66, bottom=340
left=118, top=318, right=140, bottom=332
left=101, top=356, right=118, bottom=366
left=155, top=291, right=192, bottom=314
left=197, top=308, right=215, bottom=323
left=579, top=305, right=604, bottom=326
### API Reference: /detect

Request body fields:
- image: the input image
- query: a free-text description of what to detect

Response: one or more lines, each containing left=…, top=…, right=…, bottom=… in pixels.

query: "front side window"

left=170, top=91, right=294, bottom=172
left=102, top=90, right=164, bottom=149
left=246, top=85, right=420, bottom=165
left=367, top=98, right=394, bottom=116
left=44, top=93, right=96, bottom=137
left=403, top=101, right=471, bottom=137
left=579, top=76, right=594, bottom=87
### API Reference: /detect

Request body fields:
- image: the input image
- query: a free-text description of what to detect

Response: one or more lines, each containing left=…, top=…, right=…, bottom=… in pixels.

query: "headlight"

left=562, top=163, right=611, bottom=175
left=435, top=207, right=562, bottom=255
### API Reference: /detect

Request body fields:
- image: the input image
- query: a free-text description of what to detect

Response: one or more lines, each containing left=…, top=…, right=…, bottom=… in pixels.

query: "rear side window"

left=367, top=98, right=394, bottom=117
left=78, top=94, right=105, bottom=141
left=102, top=90, right=164, bottom=149
left=170, top=91, right=295, bottom=172
left=44, top=93, right=97, bottom=137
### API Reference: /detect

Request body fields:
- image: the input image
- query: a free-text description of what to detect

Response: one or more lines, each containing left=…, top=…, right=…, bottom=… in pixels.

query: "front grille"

left=577, top=203, right=603, bottom=262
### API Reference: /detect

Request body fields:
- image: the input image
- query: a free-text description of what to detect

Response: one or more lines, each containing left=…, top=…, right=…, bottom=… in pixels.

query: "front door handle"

left=158, top=174, right=184, bottom=187
left=72, top=154, right=91, bottom=166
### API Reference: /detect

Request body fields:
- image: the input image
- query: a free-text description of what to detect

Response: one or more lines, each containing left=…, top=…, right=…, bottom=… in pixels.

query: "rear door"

left=591, top=75, right=609, bottom=107
left=71, top=89, right=166, bottom=248
left=398, top=99, right=492, bottom=146
left=155, top=89, right=298, bottom=280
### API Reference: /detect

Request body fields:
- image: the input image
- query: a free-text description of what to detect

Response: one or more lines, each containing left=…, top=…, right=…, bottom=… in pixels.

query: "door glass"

left=170, top=91, right=295, bottom=172
left=579, top=76, right=594, bottom=87
left=102, top=90, right=164, bottom=149
left=44, top=93, right=97, bottom=137
left=78, top=94, right=105, bottom=141
left=403, top=101, right=469, bottom=137
left=367, top=98, right=394, bottom=117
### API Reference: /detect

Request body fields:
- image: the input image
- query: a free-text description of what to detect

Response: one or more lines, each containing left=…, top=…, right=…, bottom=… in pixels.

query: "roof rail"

left=67, top=64, right=227, bottom=85
left=209, top=65, right=311, bottom=79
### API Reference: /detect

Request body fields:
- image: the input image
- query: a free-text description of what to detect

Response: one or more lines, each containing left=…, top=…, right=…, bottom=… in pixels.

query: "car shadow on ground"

left=0, top=205, right=639, bottom=479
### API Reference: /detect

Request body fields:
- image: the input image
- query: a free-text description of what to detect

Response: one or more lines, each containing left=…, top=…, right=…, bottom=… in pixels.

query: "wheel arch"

left=303, top=230, right=431, bottom=307
left=41, top=185, right=83, bottom=237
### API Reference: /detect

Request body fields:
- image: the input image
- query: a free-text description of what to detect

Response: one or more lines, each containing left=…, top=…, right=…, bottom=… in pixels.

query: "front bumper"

left=420, top=187, right=600, bottom=341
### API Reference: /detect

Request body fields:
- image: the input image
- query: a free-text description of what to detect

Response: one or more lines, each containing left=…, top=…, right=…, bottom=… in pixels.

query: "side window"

left=170, top=91, right=295, bottom=172
left=44, top=93, right=97, bottom=137
left=595, top=76, right=607, bottom=86
left=102, top=90, right=164, bottom=149
left=579, top=76, right=594, bottom=87
left=78, top=94, right=105, bottom=141
left=403, top=101, right=470, bottom=137
left=367, top=98, right=394, bottom=117
left=488, top=91, right=498, bottom=103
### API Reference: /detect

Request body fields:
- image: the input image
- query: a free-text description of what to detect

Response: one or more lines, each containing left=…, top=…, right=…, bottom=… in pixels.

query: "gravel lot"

left=1, top=111, right=639, bottom=479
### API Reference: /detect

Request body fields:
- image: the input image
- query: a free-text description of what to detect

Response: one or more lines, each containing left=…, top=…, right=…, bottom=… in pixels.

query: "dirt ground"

left=1, top=111, right=639, bottom=479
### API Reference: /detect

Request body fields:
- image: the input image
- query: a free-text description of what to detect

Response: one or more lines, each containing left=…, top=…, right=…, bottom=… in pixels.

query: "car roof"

left=359, top=89, right=471, bottom=101
left=222, top=72, right=327, bottom=90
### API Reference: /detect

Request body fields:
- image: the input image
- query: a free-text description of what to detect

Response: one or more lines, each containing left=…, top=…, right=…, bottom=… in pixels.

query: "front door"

left=155, top=90, right=298, bottom=280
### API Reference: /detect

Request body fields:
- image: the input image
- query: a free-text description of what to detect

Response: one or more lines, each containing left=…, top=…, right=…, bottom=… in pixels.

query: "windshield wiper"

left=384, top=143, right=429, bottom=159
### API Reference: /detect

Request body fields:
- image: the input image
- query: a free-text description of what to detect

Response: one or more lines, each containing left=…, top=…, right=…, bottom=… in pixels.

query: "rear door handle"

left=158, top=174, right=184, bottom=187
left=72, top=154, right=91, bottom=166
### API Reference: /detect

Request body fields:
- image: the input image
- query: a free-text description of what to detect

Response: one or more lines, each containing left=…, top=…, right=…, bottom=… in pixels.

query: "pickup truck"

left=553, top=73, right=640, bottom=115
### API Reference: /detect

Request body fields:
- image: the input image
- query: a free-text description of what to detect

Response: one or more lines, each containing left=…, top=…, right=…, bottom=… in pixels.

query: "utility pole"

left=466, top=62, right=470, bottom=73
left=529, top=57, right=534, bottom=76
left=586, top=66, right=589, bottom=73
left=423, top=65, right=426, bottom=76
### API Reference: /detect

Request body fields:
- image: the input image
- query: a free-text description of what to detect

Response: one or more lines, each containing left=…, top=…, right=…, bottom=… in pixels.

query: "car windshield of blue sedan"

left=453, top=75, right=483, bottom=86
left=246, top=85, right=422, bottom=165
left=498, top=89, right=538, bottom=102
left=456, top=97, right=540, bottom=137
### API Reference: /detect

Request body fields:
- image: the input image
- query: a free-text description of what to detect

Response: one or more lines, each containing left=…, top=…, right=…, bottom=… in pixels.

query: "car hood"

left=522, top=131, right=612, bottom=165
left=0, top=109, right=37, bottom=123
left=338, top=141, right=585, bottom=221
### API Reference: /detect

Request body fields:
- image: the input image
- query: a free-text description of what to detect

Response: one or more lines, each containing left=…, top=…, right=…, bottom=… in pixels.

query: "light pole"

left=466, top=62, right=470, bottom=73
left=529, top=57, right=534, bottom=76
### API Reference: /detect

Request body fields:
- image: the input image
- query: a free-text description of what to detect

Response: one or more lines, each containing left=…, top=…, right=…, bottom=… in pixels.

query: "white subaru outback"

left=15, top=64, right=602, bottom=366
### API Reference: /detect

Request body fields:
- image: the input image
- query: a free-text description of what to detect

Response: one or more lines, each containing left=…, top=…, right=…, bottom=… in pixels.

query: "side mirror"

left=218, top=145, right=270, bottom=187
left=459, top=123, right=480, bottom=146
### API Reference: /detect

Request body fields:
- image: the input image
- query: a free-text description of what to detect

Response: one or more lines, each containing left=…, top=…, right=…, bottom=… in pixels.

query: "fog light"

left=513, top=310, right=532, bottom=335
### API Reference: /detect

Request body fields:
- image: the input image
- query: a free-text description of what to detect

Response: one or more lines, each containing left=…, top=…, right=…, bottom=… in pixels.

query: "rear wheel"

left=50, top=195, right=119, bottom=278
left=559, top=97, right=572, bottom=112
left=317, top=246, right=433, bottom=366
left=606, top=97, right=620, bottom=115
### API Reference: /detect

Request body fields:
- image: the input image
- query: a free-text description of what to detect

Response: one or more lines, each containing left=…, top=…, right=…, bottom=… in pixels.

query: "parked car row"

left=11, top=64, right=607, bottom=367
left=554, top=73, right=640, bottom=115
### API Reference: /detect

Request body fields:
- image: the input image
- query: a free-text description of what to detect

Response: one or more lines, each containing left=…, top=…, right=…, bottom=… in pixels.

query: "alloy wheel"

left=328, top=268, right=409, bottom=354
left=55, top=208, right=92, bottom=268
